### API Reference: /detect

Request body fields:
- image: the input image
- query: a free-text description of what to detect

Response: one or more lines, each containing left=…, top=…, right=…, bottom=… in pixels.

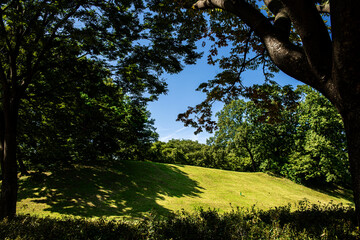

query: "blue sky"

left=148, top=48, right=302, bottom=144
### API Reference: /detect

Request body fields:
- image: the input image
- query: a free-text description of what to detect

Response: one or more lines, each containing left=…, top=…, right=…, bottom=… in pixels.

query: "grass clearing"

left=17, top=161, right=353, bottom=220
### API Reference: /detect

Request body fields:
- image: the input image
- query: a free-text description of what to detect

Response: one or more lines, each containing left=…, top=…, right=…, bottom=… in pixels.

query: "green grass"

left=17, top=160, right=353, bottom=220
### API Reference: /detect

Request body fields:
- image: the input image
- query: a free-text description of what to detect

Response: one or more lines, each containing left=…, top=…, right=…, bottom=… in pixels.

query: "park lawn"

left=16, top=160, right=353, bottom=220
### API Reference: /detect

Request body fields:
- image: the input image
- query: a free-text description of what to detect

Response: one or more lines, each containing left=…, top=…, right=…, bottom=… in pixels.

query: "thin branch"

left=238, top=29, right=253, bottom=76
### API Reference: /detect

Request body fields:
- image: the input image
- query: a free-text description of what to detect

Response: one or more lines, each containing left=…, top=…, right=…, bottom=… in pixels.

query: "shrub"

left=1, top=202, right=359, bottom=240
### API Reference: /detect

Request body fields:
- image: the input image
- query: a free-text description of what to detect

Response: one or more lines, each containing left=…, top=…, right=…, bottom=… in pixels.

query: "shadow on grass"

left=312, top=186, right=354, bottom=204
left=304, top=182, right=354, bottom=205
left=17, top=161, right=204, bottom=219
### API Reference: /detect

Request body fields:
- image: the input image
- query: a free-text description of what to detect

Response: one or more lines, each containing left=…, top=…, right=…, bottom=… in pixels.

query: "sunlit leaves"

left=209, top=84, right=350, bottom=185
left=210, top=82, right=299, bottom=173
left=286, top=86, right=349, bottom=185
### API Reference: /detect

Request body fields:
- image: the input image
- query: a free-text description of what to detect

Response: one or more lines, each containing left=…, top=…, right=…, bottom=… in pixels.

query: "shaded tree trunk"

left=0, top=110, right=4, bottom=181
left=0, top=96, right=20, bottom=219
left=330, top=0, right=360, bottom=225
left=341, top=108, right=360, bottom=224
left=18, top=159, right=29, bottom=176
left=244, top=145, right=256, bottom=172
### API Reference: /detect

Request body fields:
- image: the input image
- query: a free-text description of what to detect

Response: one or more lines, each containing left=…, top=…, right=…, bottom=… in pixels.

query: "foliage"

left=1, top=202, right=359, bottom=239
left=285, top=86, right=350, bottom=186
left=208, top=83, right=349, bottom=186
left=17, top=58, right=158, bottom=170
left=148, top=139, right=240, bottom=170
left=149, top=139, right=205, bottom=165
left=176, top=0, right=278, bottom=134
left=0, top=0, right=203, bottom=101
left=208, top=82, right=299, bottom=173
left=0, top=0, right=203, bottom=168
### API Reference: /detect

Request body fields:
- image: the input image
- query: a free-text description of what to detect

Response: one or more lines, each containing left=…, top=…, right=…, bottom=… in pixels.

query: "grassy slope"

left=17, top=161, right=353, bottom=220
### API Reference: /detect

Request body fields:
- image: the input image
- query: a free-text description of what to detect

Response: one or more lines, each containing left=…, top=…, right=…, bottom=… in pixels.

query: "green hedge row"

left=1, top=201, right=358, bottom=240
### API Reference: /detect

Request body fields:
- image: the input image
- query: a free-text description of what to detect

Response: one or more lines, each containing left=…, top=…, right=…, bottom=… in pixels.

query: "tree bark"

left=0, top=110, right=4, bottom=181
left=330, top=0, right=360, bottom=224
left=244, top=145, right=256, bottom=172
left=342, top=109, right=360, bottom=224
left=0, top=96, right=20, bottom=219
left=18, top=158, right=29, bottom=176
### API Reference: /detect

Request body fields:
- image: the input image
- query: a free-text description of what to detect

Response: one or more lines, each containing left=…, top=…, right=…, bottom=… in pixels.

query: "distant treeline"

left=148, top=84, right=350, bottom=187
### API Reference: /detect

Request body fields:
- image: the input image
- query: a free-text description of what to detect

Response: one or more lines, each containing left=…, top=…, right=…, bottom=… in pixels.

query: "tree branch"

left=193, top=0, right=322, bottom=91
left=264, top=0, right=291, bottom=40
left=279, top=0, right=332, bottom=81
left=0, top=63, right=8, bottom=88
left=316, top=2, right=330, bottom=14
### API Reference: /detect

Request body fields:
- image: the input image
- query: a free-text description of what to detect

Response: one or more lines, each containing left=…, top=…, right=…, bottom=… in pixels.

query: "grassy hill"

left=17, top=160, right=353, bottom=220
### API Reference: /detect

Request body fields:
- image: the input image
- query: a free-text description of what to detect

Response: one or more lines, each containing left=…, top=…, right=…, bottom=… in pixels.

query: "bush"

left=1, top=202, right=359, bottom=240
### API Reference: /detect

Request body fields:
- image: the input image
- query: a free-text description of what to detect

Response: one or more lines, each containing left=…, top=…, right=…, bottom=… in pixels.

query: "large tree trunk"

left=330, top=0, right=360, bottom=225
left=0, top=97, right=19, bottom=219
left=342, top=108, right=360, bottom=224
left=0, top=110, right=4, bottom=181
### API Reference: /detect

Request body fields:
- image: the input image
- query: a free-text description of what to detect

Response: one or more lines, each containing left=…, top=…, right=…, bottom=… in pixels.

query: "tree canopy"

left=0, top=0, right=203, bottom=219
left=18, top=57, right=158, bottom=172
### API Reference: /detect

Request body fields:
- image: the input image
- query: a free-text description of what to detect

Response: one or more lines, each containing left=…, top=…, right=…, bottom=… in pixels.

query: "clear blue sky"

left=148, top=47, right=302, bottom=144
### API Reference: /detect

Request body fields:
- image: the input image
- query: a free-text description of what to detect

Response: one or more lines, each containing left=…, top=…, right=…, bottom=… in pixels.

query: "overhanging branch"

left=264, top=0, right=291, bottom=40
left=192, top=0, right=320, bottom=90
left=279, top=0, right=332, bottom=81
left=316, top=2, right=330, bottom=14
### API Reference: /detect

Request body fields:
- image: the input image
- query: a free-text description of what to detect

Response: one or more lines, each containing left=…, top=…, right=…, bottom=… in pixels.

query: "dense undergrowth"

left=1, top=201, right=359, bottom=240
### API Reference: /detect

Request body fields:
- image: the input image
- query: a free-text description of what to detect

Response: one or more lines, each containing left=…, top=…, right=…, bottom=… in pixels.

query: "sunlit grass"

left=157, top=165, right=353, bottom=212
left=16, top=161, right=353, bottom=220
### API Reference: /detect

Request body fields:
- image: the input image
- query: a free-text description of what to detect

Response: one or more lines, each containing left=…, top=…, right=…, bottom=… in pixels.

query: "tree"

left=210, top=83, right=299, bottom=173
left=210, top=83, right=349, bottom=184
left=286, top=85, right=350, bottom=186
left=17, top=57, right=158, bottom=170
left=150, top=139, right=205, bottom=165
left=0, top=0, right=202, bottom=219
left=210, top=99, right=260, bottom=171
left=175, top=0, right=360, bottom=223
